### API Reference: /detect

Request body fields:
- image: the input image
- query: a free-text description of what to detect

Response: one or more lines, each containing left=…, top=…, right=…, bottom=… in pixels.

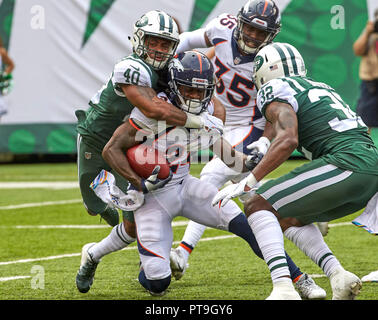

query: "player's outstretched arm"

left=102, top=121, right=144, bottom=191
left=176, top=28, right=211, bottom=53
left=212, top=102, right=299, bottom=207
left=251, top=101, right=298, bottom=181
left=121, top=84, right=204, bottom=128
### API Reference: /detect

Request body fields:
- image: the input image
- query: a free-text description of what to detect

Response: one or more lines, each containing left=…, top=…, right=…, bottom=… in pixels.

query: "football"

left=126, top=144, right=170, bottom=179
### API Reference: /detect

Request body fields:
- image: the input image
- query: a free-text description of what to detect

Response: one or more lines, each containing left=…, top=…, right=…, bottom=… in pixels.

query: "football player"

left=169, top=0, right=325, bottom=299
left=75, top=10, right=222, bottom=245
left=83, top=51, right=311, bottom=297
left=213, top=42, right=378, bottom=299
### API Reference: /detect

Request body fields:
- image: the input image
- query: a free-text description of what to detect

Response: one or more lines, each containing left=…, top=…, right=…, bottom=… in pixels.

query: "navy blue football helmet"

left=168, top=51, right=215, bottom=115
left=234, top=0, right=281, bottom=54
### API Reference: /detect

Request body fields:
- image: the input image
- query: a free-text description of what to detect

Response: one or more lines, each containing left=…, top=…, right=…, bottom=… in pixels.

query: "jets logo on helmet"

left=234, top=0, right=281, bottom=55
left=168, top=51, right=215, bottom=115
left=131, top=10, right=180, bottom=70
left=253, top=42, right=307, bottom=89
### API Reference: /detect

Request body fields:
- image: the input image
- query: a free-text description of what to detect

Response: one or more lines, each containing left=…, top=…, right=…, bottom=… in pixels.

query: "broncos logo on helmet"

left=168, top=51, right=215, bottom=115
left=234, top=0, right=281, bottom=55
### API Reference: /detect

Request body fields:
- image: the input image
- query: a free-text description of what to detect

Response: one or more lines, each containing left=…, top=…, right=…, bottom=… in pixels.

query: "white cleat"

left=330, top=267, right=362, bottom=300
left=317, top=222, right=329, bottom=236
left=266, top=279, right=302, bottom=300
left=361, top=270, right=378, bottom=282
left=169, top=248, right=188, bottom=280
left=295, top=273, right=327, bottom=299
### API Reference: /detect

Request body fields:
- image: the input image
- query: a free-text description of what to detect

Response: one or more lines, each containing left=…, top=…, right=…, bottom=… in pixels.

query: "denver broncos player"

left=75, top=10, right=224, bottom=294
left=170, top=0, right=326, bottom=299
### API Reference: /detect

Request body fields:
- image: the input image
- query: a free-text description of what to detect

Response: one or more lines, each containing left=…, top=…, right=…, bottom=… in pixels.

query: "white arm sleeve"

left=176, top=28, right=209, bottom=53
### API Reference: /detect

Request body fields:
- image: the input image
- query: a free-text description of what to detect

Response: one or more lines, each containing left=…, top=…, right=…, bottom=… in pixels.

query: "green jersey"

left=257, top=76, right=378, bottom=175
left=76, top=54, right=160, bottom=152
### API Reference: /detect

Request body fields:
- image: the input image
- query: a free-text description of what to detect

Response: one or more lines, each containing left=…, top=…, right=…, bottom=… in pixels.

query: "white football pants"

left=134, top=175, right=242, bottom=280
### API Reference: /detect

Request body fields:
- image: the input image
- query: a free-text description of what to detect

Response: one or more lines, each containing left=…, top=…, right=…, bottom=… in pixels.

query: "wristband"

left=246, top=173, right=258, bottom=188
left=259, top=136, right=271, bottom=150
left=184, top=112, right=203, bottom=128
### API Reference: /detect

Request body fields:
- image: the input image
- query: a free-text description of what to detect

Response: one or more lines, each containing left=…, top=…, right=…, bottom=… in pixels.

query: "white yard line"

left=0, top=182, right=79, bottom=189
left=0, top=221, right=352, bottom=229
left=0, top=221, right=190, bottom=229
left=0, top=199, right=83, bottom=210
left=0, top=276, right=31, bottom=282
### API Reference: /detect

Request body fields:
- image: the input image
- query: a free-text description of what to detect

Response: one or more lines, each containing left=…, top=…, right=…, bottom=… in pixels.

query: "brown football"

left=126, top=144, right=170, bottom=179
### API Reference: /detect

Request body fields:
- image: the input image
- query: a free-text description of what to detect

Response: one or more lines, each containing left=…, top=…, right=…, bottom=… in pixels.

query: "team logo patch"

left=85, top=152, right=92, bottom=160
left=136, top=16, right=148, bottom=28
left=254, top=55, right=264, bottom=72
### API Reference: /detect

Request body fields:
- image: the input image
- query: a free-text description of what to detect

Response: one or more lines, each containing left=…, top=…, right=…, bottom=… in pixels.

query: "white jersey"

left=129, top=92, right=215, bottom=188
left=205, top=13, right=264, bottom=128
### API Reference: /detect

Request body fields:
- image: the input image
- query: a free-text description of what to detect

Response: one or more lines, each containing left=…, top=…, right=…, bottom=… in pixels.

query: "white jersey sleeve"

left=112, top=57, right=152, bottom=87
left=257, top=78, right=299, bottom=117
left=205, top=13, right=237, bottom=45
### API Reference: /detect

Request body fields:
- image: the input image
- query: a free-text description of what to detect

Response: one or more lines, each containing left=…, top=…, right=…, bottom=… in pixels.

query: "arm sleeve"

left=176, top=28, right=208, bottom=53
left=112, top=58, right=152, bottom=87
left=257, top=79, right=299, bottom=117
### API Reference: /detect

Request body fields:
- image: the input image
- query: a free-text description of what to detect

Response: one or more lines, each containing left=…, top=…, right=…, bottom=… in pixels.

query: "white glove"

left=90, top=170, right=145, bottom=211
left=246, top=136, right=270, bottom=155
left=212, top=173, right=258, bottom=207
left=200, top=112, right=224, bottom=136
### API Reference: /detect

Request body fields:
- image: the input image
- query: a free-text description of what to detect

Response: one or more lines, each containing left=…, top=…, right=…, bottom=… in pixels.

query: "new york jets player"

left=169, top=0, right=325, bottom=299
left=76, top=10, right=222, bottom=235
left=213, top=42, right=378, bottom=299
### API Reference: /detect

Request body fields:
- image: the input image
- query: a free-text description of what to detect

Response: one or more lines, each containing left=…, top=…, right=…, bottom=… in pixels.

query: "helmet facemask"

left=132, top=10, right=180, bottom=70
left=134, top=32, right=178, bottom=70
left=236, top=18, right=279, bottom=54
left=171, top=77, right=214, bottom=115
left=176, top=78, right=214, bottom=114
left=168, top=51, right=215, bottom=114
left=234, top=0, right=281, bottom=55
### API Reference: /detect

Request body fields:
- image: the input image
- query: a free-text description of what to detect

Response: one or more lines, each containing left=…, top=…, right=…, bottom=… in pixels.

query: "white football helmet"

left=253, top=42, right=307, bottom=89
left=131, top=10, right=180, bottom=70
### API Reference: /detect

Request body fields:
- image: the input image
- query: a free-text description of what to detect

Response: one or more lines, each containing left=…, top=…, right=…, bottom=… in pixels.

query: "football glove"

left=212, top=173, right=258, bottom=207
left=200, top=112, right=224, bottom=136
left=246, top=136, right=270, bottom=155
left=141, top=166, right=173, bottom=194
left=245, top=150, right=264, bottom=170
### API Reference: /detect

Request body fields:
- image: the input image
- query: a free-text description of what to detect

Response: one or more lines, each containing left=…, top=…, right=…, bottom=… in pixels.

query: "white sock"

left=248, top=210, right=290, bottom=283
left=179, top=220, right=207, bottom=258
left=176, top=173, right=226, bottom=257
left=284, top=224, right=341, bottom=278
left=88, top=222, right=136, bottom=262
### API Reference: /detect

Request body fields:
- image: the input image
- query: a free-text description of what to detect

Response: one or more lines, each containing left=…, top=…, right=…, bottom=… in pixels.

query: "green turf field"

left=0, top=160, right=377, bottom=300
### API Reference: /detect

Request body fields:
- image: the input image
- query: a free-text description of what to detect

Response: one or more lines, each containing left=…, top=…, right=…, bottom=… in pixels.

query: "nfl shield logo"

left=85, top=152, right=92, bottom=160
left=234, top=57, right=241, bottom=65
